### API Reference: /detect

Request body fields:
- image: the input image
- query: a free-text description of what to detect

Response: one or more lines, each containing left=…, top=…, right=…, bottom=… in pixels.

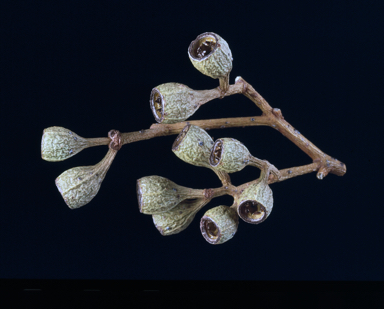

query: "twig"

left=84, top=77, right=345, bottom=183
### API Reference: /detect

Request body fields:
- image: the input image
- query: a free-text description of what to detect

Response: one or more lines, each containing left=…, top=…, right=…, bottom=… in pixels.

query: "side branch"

left=201, top=163, right=324, bottom=204
left=268, top=163, right=319, bottom=184
left=235, top=77, right=346, bottom=179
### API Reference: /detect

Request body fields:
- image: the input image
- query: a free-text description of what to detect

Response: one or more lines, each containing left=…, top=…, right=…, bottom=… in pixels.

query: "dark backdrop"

left=1, top=0, right=383, bottom=286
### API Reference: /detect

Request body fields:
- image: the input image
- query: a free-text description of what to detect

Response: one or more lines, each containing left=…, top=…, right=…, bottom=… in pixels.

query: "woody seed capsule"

left=200, top=205, right=239, bottom=245
left=152, top=197, right=209, bottom=236
left=150, top=83, right=216, bottom=124
left=188, top=32, right=232, bottom=92
left=236, top=165, right=275, bottom=224
left=172, top=124, right=214, bottom=169
left=210, top=138, right=250, bottom=173
left=41, top=127, right=89, bottom=162
left=210, top=137, right=281, bottom=179
left=136, top=175, right=205, bottom=214
left=55, top=148, right=117, bottom=209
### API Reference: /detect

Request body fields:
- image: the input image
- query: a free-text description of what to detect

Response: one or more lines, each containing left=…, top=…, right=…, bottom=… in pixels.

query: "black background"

left=1, top=0, right=383, bottom=298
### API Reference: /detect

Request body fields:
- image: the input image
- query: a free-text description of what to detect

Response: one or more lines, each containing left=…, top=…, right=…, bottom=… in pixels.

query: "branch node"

left=108, top=130, right=122, bottom=151
left=235, top=76, right=247, bottom=94
left=272, top=108, right=284, bottom=119
left=204, top=188, right=214, bottom=200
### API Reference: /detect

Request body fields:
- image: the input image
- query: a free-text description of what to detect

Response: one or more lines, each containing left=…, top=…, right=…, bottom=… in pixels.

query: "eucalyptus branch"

left=204, top=163, right=321, bottom=201
left=43, top=77, right=345, bottom=181
left=41, top=31, right=346, bottom=245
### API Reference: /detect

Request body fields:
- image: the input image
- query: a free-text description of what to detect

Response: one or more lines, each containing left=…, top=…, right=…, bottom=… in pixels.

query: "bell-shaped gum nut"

left=137, top=175, right=204, bottom=214
left=153, top=197, right=209, bottom=236
left=237, top=179, right=273, bottom=224
left=55, top=148, right=117, bottom=209
left=150, top=83, right=206, bottom=124
left=188, top=32, right=232, bottom=80
left=172, top=124, right=214, bottom=168
left=200, top=205, right=239, bottom=244
left=210, top=138, right=251, bottom=173
left=41, top=127, right=89, bottom=162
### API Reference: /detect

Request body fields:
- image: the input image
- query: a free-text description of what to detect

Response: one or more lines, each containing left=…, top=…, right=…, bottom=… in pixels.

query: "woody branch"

left=89, top=78, right=346, bottom=183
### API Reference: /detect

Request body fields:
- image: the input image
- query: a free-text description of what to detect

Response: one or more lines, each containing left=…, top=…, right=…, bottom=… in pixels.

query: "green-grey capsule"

left=210, top=138, right=251, bottom=173
left=137, top=175, right=204, bottom=214
left=152, top=197, right=209, bottom=236
left=150, top=83, right=210, bottom=124
left=172, top=124, right=214, bottom=168
left=55, top=148, right=117, bottom=209
left=41, top=127, right=89, bottom=162
left=210, top=138, right=281, bottom=180
left=237, top=166, right=274, bottom=224
left=200, top=205, right=239, bottom=245
left=188, top=32, right=232, bottom=80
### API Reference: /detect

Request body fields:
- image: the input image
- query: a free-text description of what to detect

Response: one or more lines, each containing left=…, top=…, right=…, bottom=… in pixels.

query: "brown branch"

left=268, top=163, right=320, bottom=184
left=198, top=163, right=322, bottom=204
left=146, top=115, right=271, bottom=139
left=86, top=137, right=111, bottom=147
left=234, top=76, right=346, bottom=179
left=68, top=78, right=346, bottom=183
left=89, top=116, right=270, bottom=146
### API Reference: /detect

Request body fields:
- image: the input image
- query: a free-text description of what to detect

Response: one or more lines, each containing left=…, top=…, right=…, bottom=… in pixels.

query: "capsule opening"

left=210, top=139, right=223, bottom=167
left=238, top=200, right=267, bottom=224
left=189, top=33, right=218, bottom=60
left=200, top=216, right=220, bottom=244
left=172, top=124, right=191, bottom=150
left=150, top=89, right=164, bottom=123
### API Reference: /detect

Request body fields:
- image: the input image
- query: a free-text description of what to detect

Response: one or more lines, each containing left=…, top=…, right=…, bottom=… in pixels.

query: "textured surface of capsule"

left=41, top=127, right=88, bottom=161
left=188, top=32, right=232, bottom=79
left=237, top=180, right=273, bottom=224
left=150, top=83, right=203, bottom=124
left=172, top=124, right=214, bottom=168
left=55, top=149, right=116, bottom=209
left=55, top=167, right=102, bottom=209
left=200, top=205, right=239, bottom=244
left=210, top=138, right=250, bottom=173
left=153, top=198, right=207, bottom=236
left=137, top=176, right=193, bottom=214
